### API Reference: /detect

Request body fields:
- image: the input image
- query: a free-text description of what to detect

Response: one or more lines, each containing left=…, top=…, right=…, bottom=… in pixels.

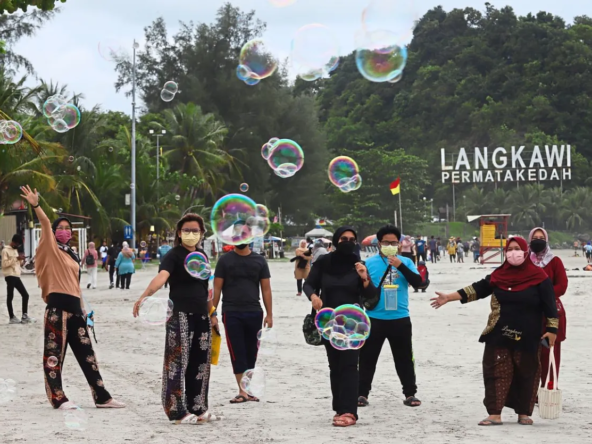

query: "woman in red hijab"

left=430, top=237, right=558, bottom=426
left=528, top=227, right=568, bottom=389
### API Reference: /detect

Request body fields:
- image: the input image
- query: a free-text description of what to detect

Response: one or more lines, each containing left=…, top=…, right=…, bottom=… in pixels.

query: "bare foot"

left=518, top=415, right=534, bottom=425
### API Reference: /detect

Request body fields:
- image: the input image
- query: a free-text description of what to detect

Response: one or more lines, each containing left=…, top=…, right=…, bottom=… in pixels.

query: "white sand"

left=1, top=251, right=591, bottom=444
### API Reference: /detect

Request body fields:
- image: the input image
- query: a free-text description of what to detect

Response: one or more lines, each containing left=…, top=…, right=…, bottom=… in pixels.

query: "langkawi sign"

left=441, top=146, right=572, bottom=184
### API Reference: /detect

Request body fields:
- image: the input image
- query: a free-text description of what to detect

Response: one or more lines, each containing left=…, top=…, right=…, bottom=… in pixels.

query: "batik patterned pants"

left=162, top=312, right=212, bottom=421
left=43, top=306, right=112, bottom=408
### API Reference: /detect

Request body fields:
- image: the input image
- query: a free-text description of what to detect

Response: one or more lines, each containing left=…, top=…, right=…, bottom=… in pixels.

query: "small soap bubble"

left=239, top=183, right=249, bottom=193
left=63, top=407, right=88, bottom=431
left=47, top=356, right=59, bottom=368
left=138, top=296, right=174, bottom=326
left=184, top=252, right=212, bottom=280
left=240, top=368, right=266, bottom=398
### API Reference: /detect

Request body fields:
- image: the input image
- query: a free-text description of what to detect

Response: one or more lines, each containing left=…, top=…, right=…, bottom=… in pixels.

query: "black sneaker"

left=87, top=283, right=91, bottom=289
left=109, top=283, right=114, bottom=289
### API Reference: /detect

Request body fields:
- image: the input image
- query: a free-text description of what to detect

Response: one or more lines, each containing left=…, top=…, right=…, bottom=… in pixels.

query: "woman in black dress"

left=431, top=236, right=558, bottom=426
left=304, top=226, right=377, bottom=427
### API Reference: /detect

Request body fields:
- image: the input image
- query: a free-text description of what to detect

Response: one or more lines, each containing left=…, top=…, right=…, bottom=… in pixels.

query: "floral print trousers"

left=43, top=307, right=112, bottom=408
left=162, top=312, right=212, bottom=421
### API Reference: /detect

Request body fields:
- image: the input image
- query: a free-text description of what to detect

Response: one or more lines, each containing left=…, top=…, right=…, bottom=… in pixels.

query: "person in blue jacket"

left=115, top=241, right=136, bottom=290
left=358, top=224, right=423, bottom=409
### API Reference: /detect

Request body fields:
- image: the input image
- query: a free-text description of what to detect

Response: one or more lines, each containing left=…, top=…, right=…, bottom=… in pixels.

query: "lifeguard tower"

left=467, top=214, right=510, bottom=264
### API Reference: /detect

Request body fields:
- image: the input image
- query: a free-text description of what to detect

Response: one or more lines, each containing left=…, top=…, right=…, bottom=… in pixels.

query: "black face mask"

left=235, top=244, right=249, bottom=250
left=530, top=239, right=547, bottom=253
left=336, top=241, right=356, bottom=255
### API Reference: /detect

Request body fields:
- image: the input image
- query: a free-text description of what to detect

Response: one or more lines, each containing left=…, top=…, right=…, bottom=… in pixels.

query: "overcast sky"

left=12, top=0, right=592, bottom=114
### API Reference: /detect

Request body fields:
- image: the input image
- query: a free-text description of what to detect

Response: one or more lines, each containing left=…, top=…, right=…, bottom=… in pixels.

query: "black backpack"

left=85, top=251, right=95, bottom=266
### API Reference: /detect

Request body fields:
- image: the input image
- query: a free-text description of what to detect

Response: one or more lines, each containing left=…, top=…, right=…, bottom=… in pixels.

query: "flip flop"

left=478, top=418, right=503, bottom=426
left=358, top=396, right=369, bottom=407
left=403, top=396, right=421, bottom=407
left=518, top=417, right=534, bottom=425
left=247, top=395, right=260, bottom=402
left=230, top=395, right=248, bottom=404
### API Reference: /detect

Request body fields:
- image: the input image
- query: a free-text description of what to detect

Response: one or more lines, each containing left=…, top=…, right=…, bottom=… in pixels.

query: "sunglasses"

left=340, top=236, right=357, bottom=243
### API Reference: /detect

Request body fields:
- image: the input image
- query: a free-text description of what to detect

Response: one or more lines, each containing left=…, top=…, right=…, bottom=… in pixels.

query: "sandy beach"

left=1, top=250, right=591, bottom=444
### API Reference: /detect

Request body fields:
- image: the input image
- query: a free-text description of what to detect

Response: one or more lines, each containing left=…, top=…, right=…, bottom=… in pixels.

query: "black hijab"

left=321, top=226, right=359, bottom=275
left=52, top=216, right=80, bottom=266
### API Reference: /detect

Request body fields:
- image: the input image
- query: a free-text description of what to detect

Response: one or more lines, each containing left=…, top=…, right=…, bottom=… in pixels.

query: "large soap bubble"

left=361, top=0, right=418, bottom=45
left=356, top=30, right=408, bottom=83
left=238, top=39, right=278, bottom=85
left=315, top=304, right=371, bottom=350
left=138, top=296, right=174, bottom=325
left=184, top=252, right=211, bottom=280
left=0, top=120, right=23, bottom=144
left=328, top=156, right=362, bottom=192
left=257, top=327, right=278, bottom=356
left=240, top=367, right=266, bottom=398
left=211, top=194, right=259, bottom=246
left=267, top=139, right=304, bottom=178
left=43, top=95, right=81, bottom=133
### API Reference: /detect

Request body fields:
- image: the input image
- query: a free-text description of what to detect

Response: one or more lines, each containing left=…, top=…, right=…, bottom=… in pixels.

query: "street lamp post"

left=131, top=40, right=139, bottom=251
left=430, top=199, right=434, bottom=220
left=149, top=129, right=166, bottom=192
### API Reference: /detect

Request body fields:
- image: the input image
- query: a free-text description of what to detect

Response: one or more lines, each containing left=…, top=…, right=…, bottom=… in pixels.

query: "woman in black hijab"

left=303, top=226, right=377, bottom=427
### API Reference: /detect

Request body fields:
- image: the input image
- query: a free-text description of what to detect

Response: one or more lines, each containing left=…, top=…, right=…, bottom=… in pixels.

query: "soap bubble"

left=315, top=304, right=371, bottom=350
left=328, top=156, right=362, bottom=192
left=239, top=39, right=278, bottom=81
left=138, top=296, right=174, bottom=326
left=63, top=407, right=88, bottom=431
left=0, top=120, right=23, bottom=144
left=175, top=194, right=181, bottom=201
left=261, top=142, right=273, bottom=160
left=108, top=147, right=114, bottom=152
left=243, top=77, right=260, bottom=86
left=255, top=204, right=269, bottom=219
left=356, top=30, right=408, bottom=82
left=389, top=72, right=403, bottom=83
left=267, top=139, right=304, bottom=178
left=98, top=39, right=124, bottom=62
left=236, top=64, right=251, bottom=82
left=163, top=81, right=178, bottom=95
left=160, top=89, right=175, bottom=102
left=240, top=368, right=266, bottom=398
left=314, top=308, right=336, bottom=340
left=361, top=0, right=418, bottom=46
left=291, top=24, right=340, bottom=80
left=47, top=356, right=59, bottom=368
left=239, top=183, right=249, bottom=193
left=140, top=241, right=147, bottom=248
left=184, top=252, right=212, bottom=280
left=43, top=95, right=68, bottom=118
left=257, top=327, right=278, bottom=355
left=211, top=194, right=258, bottom=246
left=59, top=104, right=82, bottom=129
left=43, top=95, right=81, bottom=132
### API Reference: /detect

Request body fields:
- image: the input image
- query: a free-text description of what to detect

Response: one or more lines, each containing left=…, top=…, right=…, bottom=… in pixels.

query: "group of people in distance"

left=11, top=184, right=567, bottom=429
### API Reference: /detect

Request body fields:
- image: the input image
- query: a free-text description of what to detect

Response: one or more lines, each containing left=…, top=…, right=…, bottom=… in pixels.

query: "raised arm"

left=431, top=275, right=493, bottom=309
left=20, top=185, right=52, bottom=234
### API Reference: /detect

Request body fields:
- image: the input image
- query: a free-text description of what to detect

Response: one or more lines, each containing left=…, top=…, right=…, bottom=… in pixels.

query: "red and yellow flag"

left=390, top=177, right=401, bottom=195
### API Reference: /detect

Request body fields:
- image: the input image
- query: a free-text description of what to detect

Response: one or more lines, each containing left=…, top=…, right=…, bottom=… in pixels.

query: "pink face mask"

left=55, top=230, right=72, bottom=244
left=506, top=250, right=525, bottom=266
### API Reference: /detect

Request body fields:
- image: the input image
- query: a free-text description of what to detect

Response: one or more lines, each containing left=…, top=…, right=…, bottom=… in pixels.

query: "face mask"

left=530, top=239, right=546, bottom=254
left=181, top=232, right=201, bottom=247
left=381, top=245, right=398, bottom=256
left=506, top=250, right=526, bottom=266
left=55, top=230, right=72, bottom=244
left=336, top=241, right=356, bottom=255
left=235, top=244, right=249, bottom=250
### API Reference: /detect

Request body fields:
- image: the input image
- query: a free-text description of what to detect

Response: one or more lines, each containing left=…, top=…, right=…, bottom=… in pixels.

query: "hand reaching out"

left=20, top=185, right=39, bottom=207
left=430, top=292, right=450, bottom=309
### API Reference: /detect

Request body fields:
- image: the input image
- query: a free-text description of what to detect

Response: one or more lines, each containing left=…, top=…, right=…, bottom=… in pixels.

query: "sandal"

left=333, top=413, right=357, bottom=427
left=230, top=395, right=248, bottom=404
left=96, top=399, right=126, bottom=408
left=518, top=417, right=534, bottom=425
left=197, top=412, right=224, bottom=422
left=403, top=396, right=421, bottom=407
left=478, top=418, right=503, bottom=426
left=358, top=396, right=369, bottom=407
left=248, top=395, right=260, bottom=402
left=174, top=414, right=203, bottom=425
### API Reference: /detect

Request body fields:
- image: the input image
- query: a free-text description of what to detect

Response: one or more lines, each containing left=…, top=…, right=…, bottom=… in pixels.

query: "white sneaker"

left=21, top=314, right=35, bottom=324
left=9, top=317, right=21, bottom=324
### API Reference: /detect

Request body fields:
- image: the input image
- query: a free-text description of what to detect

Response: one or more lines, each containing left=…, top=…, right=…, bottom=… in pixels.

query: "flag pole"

left=398, top=192, right=403, bottom=233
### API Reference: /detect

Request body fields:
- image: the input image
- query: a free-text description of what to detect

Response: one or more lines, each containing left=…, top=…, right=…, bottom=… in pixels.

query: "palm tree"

left=507, top=184, right=548, bottom=229
left=485, top=188, right=509, bottom=214
left=561, top=187, right=591, bottom=230
left=461, top=186, right=490, bottom=215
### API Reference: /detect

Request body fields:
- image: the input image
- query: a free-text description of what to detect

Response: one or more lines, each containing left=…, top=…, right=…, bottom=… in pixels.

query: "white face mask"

left=381, top=245, right=398, bottom=257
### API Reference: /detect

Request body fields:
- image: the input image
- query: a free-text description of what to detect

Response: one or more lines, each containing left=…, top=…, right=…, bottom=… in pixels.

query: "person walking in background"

left=293, top=240, right=312, bottom=296
left=115, top=242, right=136, bottom=290
left=585, top=241, right=592, bottom=264
left=82, top=242, right=99, bottom=289
left=99, top=241, right=108, bottom=269
left=20, top=185, right=125, bottom=410
left=463, top=239, right=470, bottom=258
left=456, top=239, right=464, bottom=263
left=212, top=240, right=273, bottom=404
left=312, top=239, right=328, bottom=264
left=304, top=226, right=377, bottom=427
left=1, top=240, right=6, bottom=267
left=431, top=236, right=558, bottom=426
left=400, top=235, right=415, bottom=263
left=158, top=240, right=173, bottom=288
left=2, top=234, right=33, bottom=324
left=428, top=236, right=438, bottom=263
left=358, top=225, right=423, bottom=409
left=471, top=237, right=481, bottom=263
left=529, top=227, right=568, bottom=390
left=447, top=238, right=457, bottom=263
left=438, top=237, right=445, bottom=259
left=106, top=241, right=120, bottom=289
left=414, top=235, right=426, bottom=263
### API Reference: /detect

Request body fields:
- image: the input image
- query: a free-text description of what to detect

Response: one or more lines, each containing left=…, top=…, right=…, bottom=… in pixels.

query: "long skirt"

left=482, top=344, right=540, bottom=416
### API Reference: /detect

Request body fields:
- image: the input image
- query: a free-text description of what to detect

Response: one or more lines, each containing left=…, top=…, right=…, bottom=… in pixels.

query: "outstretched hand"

left=20, top=185, right=39, bottom=207
left=430, top=292, right=450, bottom=309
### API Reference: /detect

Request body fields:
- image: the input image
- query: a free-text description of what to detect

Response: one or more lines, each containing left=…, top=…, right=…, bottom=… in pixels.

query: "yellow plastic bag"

left=210, top=306, right=222, bottom=366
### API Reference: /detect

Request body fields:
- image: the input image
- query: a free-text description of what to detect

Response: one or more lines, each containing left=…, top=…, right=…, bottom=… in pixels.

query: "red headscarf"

left=490, top=236, right=549, bottom=292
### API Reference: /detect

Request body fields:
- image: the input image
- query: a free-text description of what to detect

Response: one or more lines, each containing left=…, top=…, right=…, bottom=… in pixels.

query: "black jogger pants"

left=5, top=276, right=29, bottom=318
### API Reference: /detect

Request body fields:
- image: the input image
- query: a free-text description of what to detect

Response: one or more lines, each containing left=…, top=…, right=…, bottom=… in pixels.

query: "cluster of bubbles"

left=0, top=378, right=16, bottom=404
left=63, top=407, right=88, bottom=431
left=291, top=24, right=340, bottom=82
left=239, top=183, right=249, bottom=193
left=211, top=194, right=271, bottom=246
left=257, top=327, right=278, bottom=356
left=138, top=296, right=174, bottom=326
left=0, top=120, right=23, bottom=144
left=184, top=251, right=212, bottom=280
left=328, top=156, right=362, bottom=193
left=236, top=39, right=278, bottom=86
left=355, top=0, right=417, bottom=83
left=240, top=367, right=266, bottom=398
left=160, top=81, right=179, bottom=102
left=42, top=95, right=81, bottom=133
left=315, top=304, right=371, bottom=350
left=262, top=138, right=305, bottom=178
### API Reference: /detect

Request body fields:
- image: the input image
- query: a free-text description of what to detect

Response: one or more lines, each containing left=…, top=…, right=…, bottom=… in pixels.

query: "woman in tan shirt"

left=294, top=240, right=312, bottom=296
left=20, top=185, right=125, bottom=410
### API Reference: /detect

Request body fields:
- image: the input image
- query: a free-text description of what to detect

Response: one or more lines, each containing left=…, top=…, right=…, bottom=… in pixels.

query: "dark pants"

left=162, top=312, right=211, bottom=421
left=449, top=254, right=456, bottom=263
left=417, top=252, right=426, bottom=262
left=430, top=250, right=437, bottom=263
left=359, top=317, right=417, bottom=399
left=296, top=279, right=303, bottom=293
left=5, top=276, right=29, bottom=318
left=222, top=311, right=263, bottom=374
left=43, top=306, right=112, bottom=408
left=401, top=252, right=415, bottom=264
left=482, top=344, right=540, bottom=416
left=324, top=339, right=359, bottom=418
left=119, top=273, right=132, bottom=289
left=108, top=263, right=116, bottom=285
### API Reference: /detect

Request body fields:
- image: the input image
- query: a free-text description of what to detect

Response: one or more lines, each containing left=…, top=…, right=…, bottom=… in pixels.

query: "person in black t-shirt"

left=106, top=242, right=120, bottom=289
left=133, top=213, right=219, bottom=424
left=213, top=241, right=273, bottom=404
